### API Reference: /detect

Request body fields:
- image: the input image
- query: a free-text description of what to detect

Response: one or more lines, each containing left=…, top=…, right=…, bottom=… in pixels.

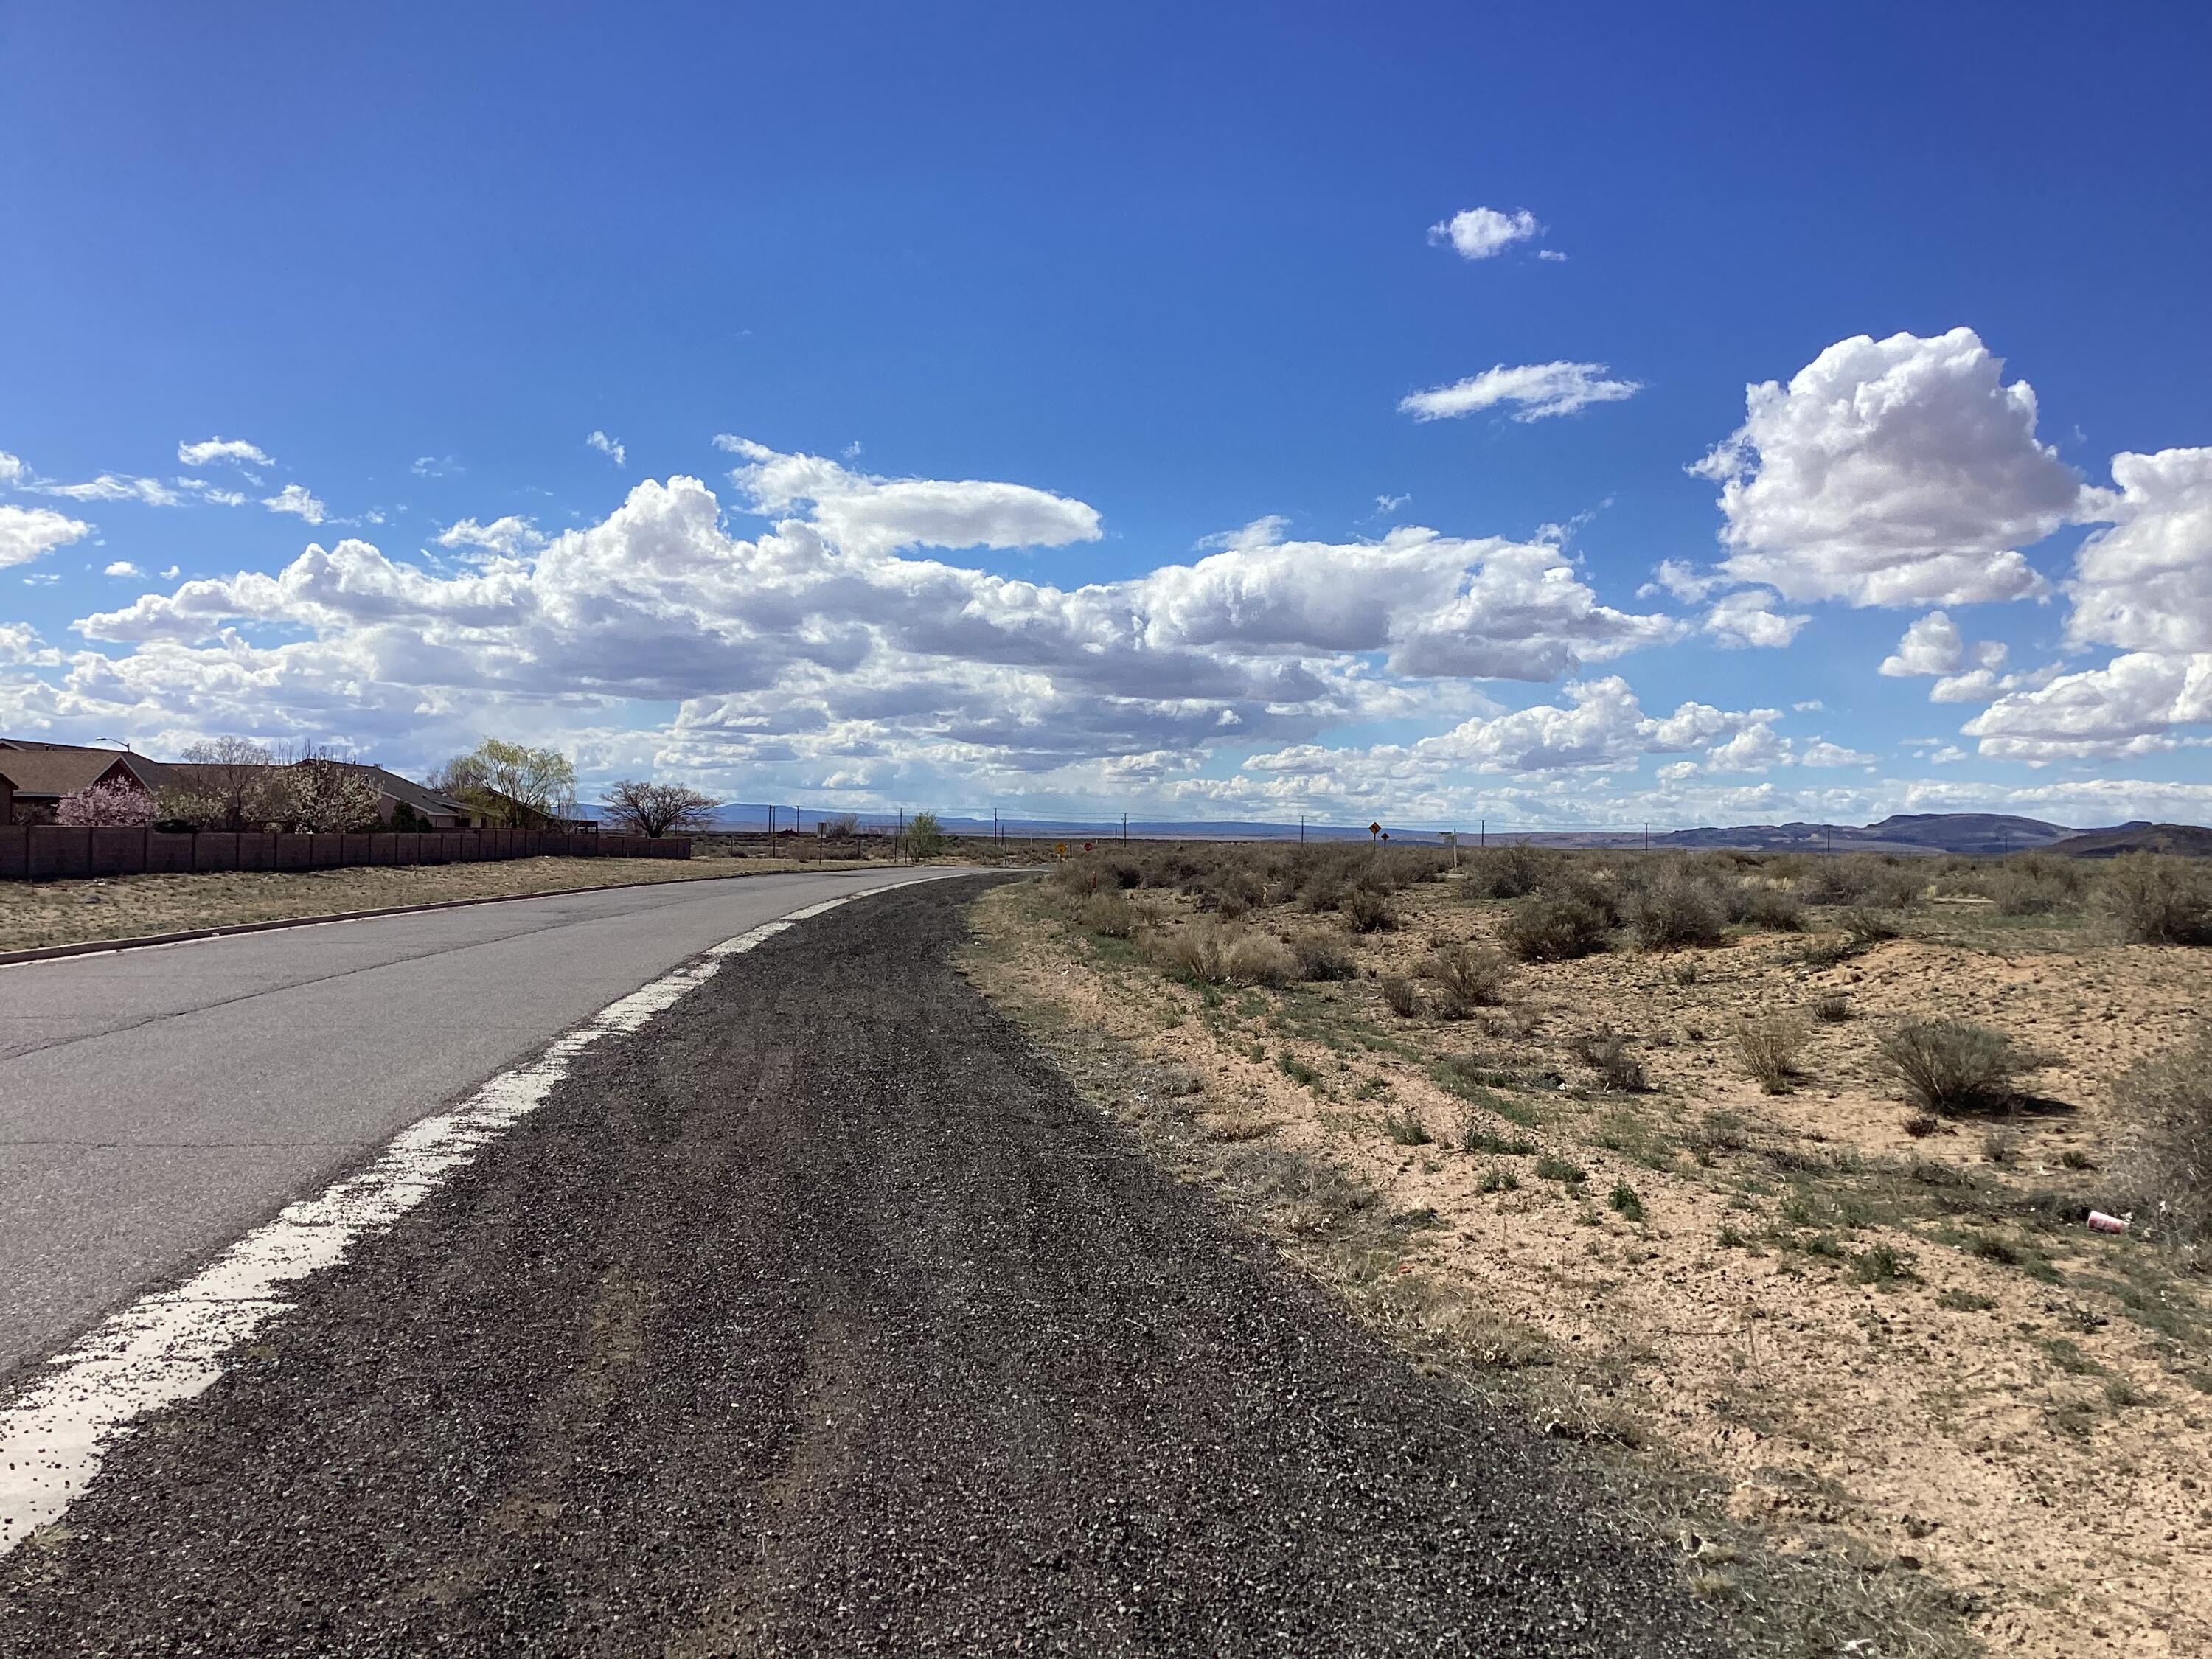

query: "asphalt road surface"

left=0, top=865, right=972, bottom=1377
left=0, top=877, right=1716, bottom=1656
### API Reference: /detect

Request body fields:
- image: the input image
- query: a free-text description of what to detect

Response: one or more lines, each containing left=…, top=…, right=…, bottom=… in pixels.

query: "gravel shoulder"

left=0, top=875, right=1716, bottom=1657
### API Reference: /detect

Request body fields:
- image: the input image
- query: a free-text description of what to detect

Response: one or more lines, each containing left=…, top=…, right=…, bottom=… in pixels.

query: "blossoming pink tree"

left=55, top=776, right=158, bottom=827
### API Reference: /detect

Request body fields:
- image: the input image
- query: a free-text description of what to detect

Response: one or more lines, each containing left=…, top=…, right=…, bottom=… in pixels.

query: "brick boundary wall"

left=0, top=827, right=690, bottom=881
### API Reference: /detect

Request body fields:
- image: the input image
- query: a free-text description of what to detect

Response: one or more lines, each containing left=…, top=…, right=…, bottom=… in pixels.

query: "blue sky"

left=4, top=2, right=2209, bottom=829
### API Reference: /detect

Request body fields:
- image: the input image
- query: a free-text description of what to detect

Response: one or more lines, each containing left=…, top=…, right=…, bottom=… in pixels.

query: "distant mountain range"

left=667, top=804, right=2209, bottom=857
left=1649, top=813, right=2077, bottom=855
left=2042, top=822, right=2212, bottom=858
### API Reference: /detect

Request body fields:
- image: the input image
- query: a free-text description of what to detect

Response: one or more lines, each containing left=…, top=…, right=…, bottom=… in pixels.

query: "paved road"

left=0, top=866, right=970, bottom=1377
left=0, top=877, right=1715, bottom=1656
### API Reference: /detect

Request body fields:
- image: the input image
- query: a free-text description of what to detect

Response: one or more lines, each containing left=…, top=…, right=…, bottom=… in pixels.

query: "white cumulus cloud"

left=178, top=437, right=274, bottom=469
left=0, top=622, right=62, bottom=667
left=435, top=515, right=547, bottom=560
left=1243, top=677, right=1779, bottom=787
left=1961, top=447, right=2212, bottom=759
left=1801, top=738, right=1877, bottom=767
left=1692, top=327, right=2084, bottom=606
left=718, top=436, right=1104, bottom=557
left=262, top=484, right=328, bottom=524
left=2064, top=447, right=2212, bottom=655
left=1879, top=611, right=2007, bottom=678
left=104, top=560, right=144, bottom=577
left=0, top=504, right=93, bottom=568
left=60, top=445, right=1677, bottom=795
left=1703, top=588, right=1809, bottom=649
left=35, top=473, right=182, bottom=507
left=1400, top=361, right=1641, bottom=423
left=1964, top=651, right=2212, bottom=762
left=1194, top=515, right=1290, bottom=553
left=1427, top=206, right=1539, bottom=260
left=587, top=431, right=627, bottom=467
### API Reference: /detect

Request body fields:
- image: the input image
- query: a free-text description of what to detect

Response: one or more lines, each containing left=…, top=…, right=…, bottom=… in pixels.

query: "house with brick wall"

left=0, top=741, right=177, bottom=823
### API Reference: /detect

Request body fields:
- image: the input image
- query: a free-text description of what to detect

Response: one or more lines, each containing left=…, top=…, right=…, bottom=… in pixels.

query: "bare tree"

left=433, top=738, right=577, bottom=828
left=180, top=735, right=279, bottom=830
left=600, top=779, right=720, bottom=838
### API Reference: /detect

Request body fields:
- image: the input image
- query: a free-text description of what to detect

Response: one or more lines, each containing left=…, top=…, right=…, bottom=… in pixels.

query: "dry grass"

left=1423, top=939, right=1510, bottom=1015
left=2098, top=852, right=2212, bottom=944
left=1140, top=920, right=1297, bottom=987
left=1570, top=1024, right=1647, bottom=1092
left=1500, top=888, right=1613, bottom=961
left=0, top=852, right=841, bottom=953
left=2107, top=1026, right=2212, bottom=1243
left=1621, top=864, right=1728, bottom=951
left=1736, top=1017, right=1806, bottom=1093
left=981, top=842, right=2212, bottom=1657
left=1879, top=1018, right=2038, bottom=1116
left=1074, top=889, right=1141, bottom=938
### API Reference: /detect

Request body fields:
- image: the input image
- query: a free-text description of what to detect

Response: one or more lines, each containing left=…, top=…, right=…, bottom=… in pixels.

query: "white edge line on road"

left=0, top=878, right=930, bottom=1553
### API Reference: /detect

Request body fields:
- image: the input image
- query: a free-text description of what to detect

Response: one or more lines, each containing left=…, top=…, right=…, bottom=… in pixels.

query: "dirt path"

left=0, top=877, right=1716, bottom=1657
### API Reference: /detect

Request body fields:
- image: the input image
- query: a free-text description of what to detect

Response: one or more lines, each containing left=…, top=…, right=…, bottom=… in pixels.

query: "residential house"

left=462, top=786, right=592, bottom=832
left=337, top=763, right=479, bottom=829
left=158, top=758, right=481, bottom=830
left=0, top=740, right=178, bottom=823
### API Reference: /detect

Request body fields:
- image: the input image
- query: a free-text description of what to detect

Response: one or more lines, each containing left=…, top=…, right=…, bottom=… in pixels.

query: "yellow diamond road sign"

left=1368, top=821, right=1382, bottom=835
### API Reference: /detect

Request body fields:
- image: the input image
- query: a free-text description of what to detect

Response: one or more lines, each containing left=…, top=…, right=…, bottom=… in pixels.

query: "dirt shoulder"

left=963, top=874, right=2212, bottom=1659
left=0, top=850, right=899, bottom=953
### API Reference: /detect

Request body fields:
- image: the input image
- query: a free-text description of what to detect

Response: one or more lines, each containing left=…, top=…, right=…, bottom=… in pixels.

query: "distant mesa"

left=2041, top=822, right=2212, bottom=860
left=682, top=805, right=2208, bottom=857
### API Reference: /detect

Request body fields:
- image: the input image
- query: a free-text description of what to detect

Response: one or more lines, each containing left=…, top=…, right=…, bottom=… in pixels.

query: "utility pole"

left=1298, top=814, right=1304, bottom=846
left=1121, top=811, right=1127, bottom=843
left=1644, top=821, right=1650, bottom=853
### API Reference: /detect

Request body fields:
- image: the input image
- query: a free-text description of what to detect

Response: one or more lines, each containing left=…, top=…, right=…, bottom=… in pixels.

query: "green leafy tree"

left=905, top=810, right=948, bottom=859
left=434, top=738, right=578, bottom=827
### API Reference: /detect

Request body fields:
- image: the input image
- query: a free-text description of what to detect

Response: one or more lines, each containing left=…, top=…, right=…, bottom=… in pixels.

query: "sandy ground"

left=967, top=876, right=2212, bottom=1658
left=0, top=851, right=886, bottom=953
